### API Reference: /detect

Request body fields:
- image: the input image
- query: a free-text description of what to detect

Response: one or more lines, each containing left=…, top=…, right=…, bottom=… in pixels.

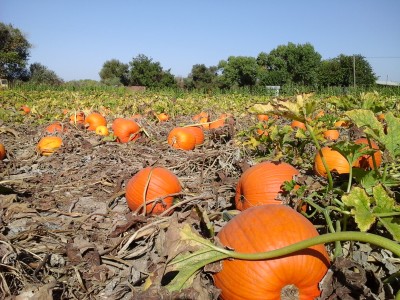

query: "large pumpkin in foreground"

left=125, top=167, right=181, bottom=215
left=235, top=161, right=299, bottom=210
left=213, top=205, right=330, bottom=300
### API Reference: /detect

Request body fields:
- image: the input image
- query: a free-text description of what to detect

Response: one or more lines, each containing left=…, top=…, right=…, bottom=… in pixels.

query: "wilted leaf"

left=342, top=187, right=375, bottom=231
left=372, top=185, right=400, bottom=241
left=248, top=103, right=274, bottom=114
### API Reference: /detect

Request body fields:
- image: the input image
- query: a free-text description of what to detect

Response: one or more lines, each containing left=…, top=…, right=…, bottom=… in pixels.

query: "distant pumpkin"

left=45, top=122, right=66, bottom=133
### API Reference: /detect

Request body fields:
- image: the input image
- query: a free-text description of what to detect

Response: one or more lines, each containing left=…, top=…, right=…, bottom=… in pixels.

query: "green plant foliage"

left=346, top=110, right=400, bottom=159
left=342, top=185, right=400, bottom=241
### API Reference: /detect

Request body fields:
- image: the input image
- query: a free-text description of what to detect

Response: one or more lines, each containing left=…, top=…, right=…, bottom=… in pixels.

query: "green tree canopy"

left=128, top=54, right=176, bottom=88
left=99, top=59, right=129, bottom=86
left=258, top=42, right=322, bottom=86
left=186, top=64, right=218, bottom=90
left=218, top=56, right=259, bottom=88
left=0, top=23, right=31, bottom=81
left=29, top=63, right=63, bottom=85
left=318, top=54, right=376, bottom=87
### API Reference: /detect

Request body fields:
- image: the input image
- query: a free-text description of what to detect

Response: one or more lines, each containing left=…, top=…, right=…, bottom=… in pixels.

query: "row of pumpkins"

left=32, top=111, right=234, bottom=156
left=2, top=107, right=383, bottom=299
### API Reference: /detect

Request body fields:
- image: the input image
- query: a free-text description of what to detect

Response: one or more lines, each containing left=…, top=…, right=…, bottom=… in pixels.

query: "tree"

left=0, top=23, right=31, bottom=81
left=128, top=54, right=176, bottom=88
left=218, top=56, right=259, bottom=88
left=318, top=54, right=376, bottom=87
left=29, top=63, right=63, bottom=85
left=258, top=43, right=322, bottom=86
left=99, top=59, right=129, bottom=86
left=186, top=64, right=218, bottom=90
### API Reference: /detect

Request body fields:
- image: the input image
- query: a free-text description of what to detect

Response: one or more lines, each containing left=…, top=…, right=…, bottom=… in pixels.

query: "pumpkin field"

left=0, top=88, right=399, bottom=299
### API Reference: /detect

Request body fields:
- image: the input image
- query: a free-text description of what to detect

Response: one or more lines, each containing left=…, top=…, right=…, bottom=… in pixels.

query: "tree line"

left=1, top=22, right=377, bottom=90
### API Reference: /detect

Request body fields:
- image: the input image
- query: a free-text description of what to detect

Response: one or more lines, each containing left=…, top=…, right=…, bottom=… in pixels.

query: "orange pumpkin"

left=323, top=129, right=340, bottom=141
left=192, top=111, right=209, bottom=121
left=213, top=204, right=330, bottom=300
left=314, top=146, right=350, bottom=177
left=85, top=112, right=107, bottom=131
left=257, top=114, right=269, bottom=122
left=0, top=143, right=6, bottom=160
left=334, top=120, right=349, bottom=128
left=291, top=120, right=306, bottom=130
left=69, top=112, right=85, bottom=125
left=125, top=166, right=181, bottom=215
left=112, top=118, right=141, bottom=143
left=200, top=116, right=210, bottom=130
left=95, top=125, right=109, bottom=136
left=45, top=122, right=66, bottom=133
left=20, top=105, right=31, bottom=115
left=209, top=113, right=232, bottom=130
left=167, top=127, right=196, bottom=150
left=235, top=161, right=299, bottom=210
left=353, top=138, right=382, bottom=169
left=183, top=126, right=205, bottom=146
left=37, top=136, right=63, bottom=156
left=157, top=113, right=169, bottom=122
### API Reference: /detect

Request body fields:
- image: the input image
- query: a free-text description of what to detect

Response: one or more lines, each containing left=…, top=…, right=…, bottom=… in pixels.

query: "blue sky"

left=2, top=0, right=400, bottom=82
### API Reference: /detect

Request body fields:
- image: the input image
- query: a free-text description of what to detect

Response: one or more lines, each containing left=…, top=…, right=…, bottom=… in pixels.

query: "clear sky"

left=2, top=0, right=400, bottom=82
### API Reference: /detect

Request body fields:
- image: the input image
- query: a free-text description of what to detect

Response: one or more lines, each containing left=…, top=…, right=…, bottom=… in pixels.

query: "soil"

left=0, top=115, right=398, bottom=299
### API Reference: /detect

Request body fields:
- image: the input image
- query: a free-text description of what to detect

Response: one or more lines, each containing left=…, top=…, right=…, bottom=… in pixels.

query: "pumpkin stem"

left=281, top=284, right=299, bottom=300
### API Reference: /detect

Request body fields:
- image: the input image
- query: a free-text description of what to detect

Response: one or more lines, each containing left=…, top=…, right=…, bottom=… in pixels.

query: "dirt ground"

left=0, top=116, right=398, bottom=299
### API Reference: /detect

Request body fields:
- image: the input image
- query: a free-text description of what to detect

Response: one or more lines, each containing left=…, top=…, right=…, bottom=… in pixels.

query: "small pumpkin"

left=167, top=127, right=196, bottom=150
left=95, top=125, right=109, bottom=136
left=157, top=113, right=169, bottom=122
left=291, top=120, right=306, bottom=130
left=37, top=136, right=63, bottom=156
left=0, top=143, right=6, bottom=160
left=314, top=146, right=350, bottom=177
left=353, top=138, right=382, bottom=169
left=323, top=129, right=340, bottom=141
left=213, top=204, right=330, bottom=300
left=200, top=116, right=210, bottom=130
left=192, top=111, right=209, bottom=121
left=125, top=166, right=182, bottom=215
left=334, top=120, right=349, bottom=128
left=235, top=161, right=299, bottom=210
left=85, top=112, right=107, bottom=131
left=69, top=112, right=85, bottom=125
left=257, top=114, right=269, bottom=122
left=20, top=105, right=31, bottom=115
left=45, top=122, right=66, bottom=133
left=183, top=126, right=205, bottom=146
left=112, top=118, right=141, bottom=143
left=209, top=113, right=232, bottom=130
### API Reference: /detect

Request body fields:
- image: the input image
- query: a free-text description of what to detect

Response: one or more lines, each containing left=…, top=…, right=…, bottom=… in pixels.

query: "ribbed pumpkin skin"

left=125, top=167, right=181, bottom=215
left=112, top=118, right=141, bottom=143
left=184, top=126, right=205, bottom=145
left=69, top=112, right=85, bottom=124
left=37, top=136, right=63, bottom=156
left=213, top=205, right=330, bottom=300
left=235, top=162, right=299, bottom=210
left=314, top=147, right=350, bottom=177
left=353, top=138, right=382, bottom=169
left=167, top=127, right=196, bottom=150
left=0, top=144, right=6, bottom=160
left=85, top=112, right=107, bottom=131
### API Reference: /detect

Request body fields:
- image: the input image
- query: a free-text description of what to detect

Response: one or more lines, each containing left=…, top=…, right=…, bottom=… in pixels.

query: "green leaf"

left=372, top=185, right=400, bottom=241
left=345, top=110, right=400, bottom=159
left=342, top=187, right=375, bottom=231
